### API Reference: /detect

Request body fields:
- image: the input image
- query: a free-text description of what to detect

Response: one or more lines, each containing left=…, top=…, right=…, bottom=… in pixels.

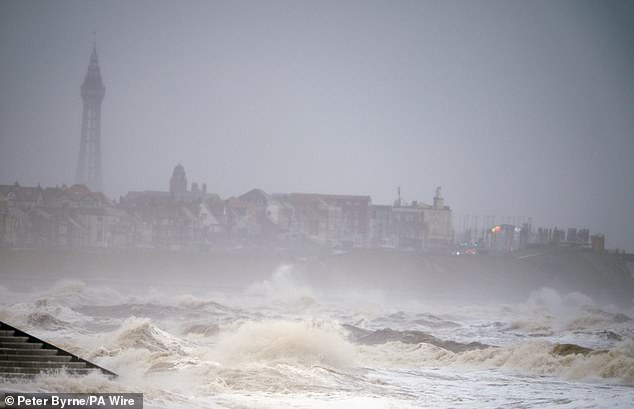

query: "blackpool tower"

left=75, top=42, right=105, bottom=192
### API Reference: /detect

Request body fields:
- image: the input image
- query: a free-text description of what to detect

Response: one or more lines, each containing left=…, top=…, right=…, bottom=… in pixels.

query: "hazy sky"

left=1, top=0, right=633, bottom=250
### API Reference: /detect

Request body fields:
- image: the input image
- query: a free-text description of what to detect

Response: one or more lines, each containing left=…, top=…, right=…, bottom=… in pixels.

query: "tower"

left=433, top=186, right=444, bottom=209
left=75, top=41, right=105, bottom=192
left=170, top=164, right=187, bottom=200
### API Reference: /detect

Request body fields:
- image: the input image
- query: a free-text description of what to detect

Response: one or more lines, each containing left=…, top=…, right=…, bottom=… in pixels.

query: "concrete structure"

left=391, top=205, right=426, bottom=249
left=369, top=204, right=394, bottom=247
left=371, top=187, right=453, bottom=250
left=422, top=187, right=453, bottom=248
left=75, top=43, right=105, bottom=192
left=0, top=320, right=115, bottom=378
left=283, top=193, right=371, bottom=247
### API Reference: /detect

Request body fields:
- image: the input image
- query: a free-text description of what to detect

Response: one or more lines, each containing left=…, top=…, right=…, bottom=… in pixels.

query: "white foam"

left=357, top=339, right=634, bottom=384
left=213, top=319, right=355, bottom=369
left=2, top=280, right=633, bottom=407
left=246, top=264, right=314, bottom=303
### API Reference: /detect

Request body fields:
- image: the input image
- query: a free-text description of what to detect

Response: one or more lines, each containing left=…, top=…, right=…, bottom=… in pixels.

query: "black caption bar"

left=1, top=393, right=142, bottom=409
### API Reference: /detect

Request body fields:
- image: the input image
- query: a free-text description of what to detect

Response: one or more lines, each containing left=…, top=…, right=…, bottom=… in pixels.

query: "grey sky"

left=1, top=0, right=633, bottom=251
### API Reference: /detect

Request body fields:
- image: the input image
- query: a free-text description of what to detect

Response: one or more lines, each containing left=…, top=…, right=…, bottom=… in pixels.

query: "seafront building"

left=0, top=165, right=455, bottom=251
left=1, top=164, right=602, bottom=253
left=0, top=183, right=126, bottom=248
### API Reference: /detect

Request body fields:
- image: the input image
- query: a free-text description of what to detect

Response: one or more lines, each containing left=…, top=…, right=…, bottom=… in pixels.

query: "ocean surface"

left=1, top=263, right=633, bottom=408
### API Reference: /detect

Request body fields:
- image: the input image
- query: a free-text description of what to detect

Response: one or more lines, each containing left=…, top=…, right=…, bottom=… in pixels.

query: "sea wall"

left=300, top=248, right=634, bottom=305
left=1, top=247, right=632, bottom=306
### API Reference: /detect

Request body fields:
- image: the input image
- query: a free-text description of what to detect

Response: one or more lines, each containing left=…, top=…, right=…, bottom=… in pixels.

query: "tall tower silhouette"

left=75, top=41, right=105, bottom=192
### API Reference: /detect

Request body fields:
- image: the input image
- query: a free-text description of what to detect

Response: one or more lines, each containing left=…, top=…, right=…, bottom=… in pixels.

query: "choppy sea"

left=1, top=264, right=633, bottom=408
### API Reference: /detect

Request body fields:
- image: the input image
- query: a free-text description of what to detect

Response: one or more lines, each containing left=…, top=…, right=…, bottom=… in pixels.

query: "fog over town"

left=1, top=0, right=633, bottom=251
left=1, top=2, right=634, bottom=408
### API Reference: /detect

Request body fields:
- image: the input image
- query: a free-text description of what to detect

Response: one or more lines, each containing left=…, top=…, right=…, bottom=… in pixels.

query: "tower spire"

left=75, top=41, right=105, bottom=192
left=90, top=32, right=98, bottom=64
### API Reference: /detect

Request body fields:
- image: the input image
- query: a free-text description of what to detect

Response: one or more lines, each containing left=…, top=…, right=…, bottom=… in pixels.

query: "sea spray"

left=356, top=339, right=634, bottom=384
left=2, top=278, right=634, bottom=408
left=245, top=264, right=314, bottom=304
left=214, top=319, right=355, bottom=369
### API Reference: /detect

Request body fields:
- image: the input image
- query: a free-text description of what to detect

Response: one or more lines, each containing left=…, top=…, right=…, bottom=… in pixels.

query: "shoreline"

left=1, top=246, right=633, bottom=306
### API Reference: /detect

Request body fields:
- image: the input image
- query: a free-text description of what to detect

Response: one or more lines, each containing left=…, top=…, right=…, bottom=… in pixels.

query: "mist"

left=2, top=1, right=634, bottom=407
left=1, top=0, right=633, bottom=250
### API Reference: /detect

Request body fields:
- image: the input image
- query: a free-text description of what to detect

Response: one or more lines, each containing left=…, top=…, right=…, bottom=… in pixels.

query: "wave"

left=0, top=302, right=89, bottom=337
left=35, top=279, right=127, bottom=307
left=506, top=319, right=553, bottom=335
left=343, top=325, right=490, bottom=353
left=181, top=323, right=220, bottom=337
left=526, top=288, right=596, bottom=310
left=245, top=264, right=317, bottom=308
left=504, top=309, right=633, bottom=340
left=413, top=314, right=461, bottom=329
left=26, top=311, right=70, bottom=330
left=566, top=310, right=632, bottom=331
left=77, top=318, right=370, bottom=397
left=357, top=339, right=634, bottom=384
left=111, top=317, right=191, bottom=354
left=83, top=318, right=355, bottom=376
left=482, top=341, right=634, bottom=383
left=495, top=288, right=634, bottom=338
left=214, top=319, right=355, bottom=369
left=3, top=279, right=633, bottom=404
left=102, top=317, right=355, bottom=370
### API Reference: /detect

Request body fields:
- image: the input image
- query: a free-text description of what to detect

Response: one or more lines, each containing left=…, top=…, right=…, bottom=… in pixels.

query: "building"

left=2, top=175, right=458, bottom=252
left=370, top=187, right=453, bottom=250
left=236, top=189, right=293, bottom=242
left=391, top=205, right=426, bottom=249
left=120, top=164, right=223, bottom=249
left=369, top=205, right=394, bottom=247
left=0, top=183, right=130, bottom=248
left=123, top=164, right=215, bottom=207
left=75, top=42, right=105, bottom=192
left=170, top=164, right=188, bottom=200
left=421, top=187, right=453, bottom=248
left=285, top=193, right=371, bottom=247
left=281, top=193, right=340, bottom=246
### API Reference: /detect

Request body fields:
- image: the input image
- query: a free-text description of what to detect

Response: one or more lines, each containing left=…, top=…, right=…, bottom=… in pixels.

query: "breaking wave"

left=245, top=264, right=315, bottom=306
left=214, top=319, right=355, bottom=369
left=2, top=277, right=633, bottom=407
left=358, top=339, right=634, bottom=384
left=69, top=318, right=366, bottom=398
